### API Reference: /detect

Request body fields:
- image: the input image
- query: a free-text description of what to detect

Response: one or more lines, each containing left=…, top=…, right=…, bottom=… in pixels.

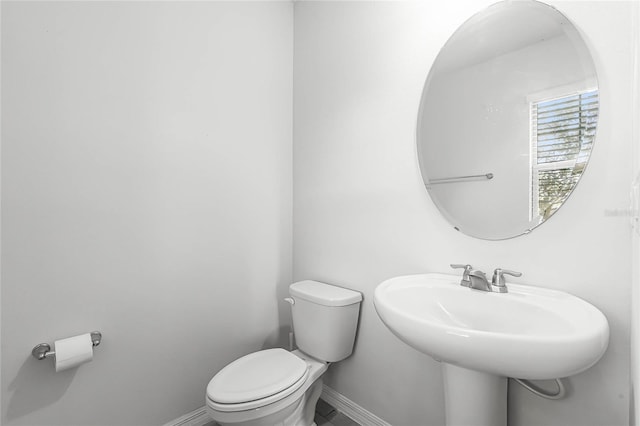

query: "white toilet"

left=205, top=280, right=362, bottom=426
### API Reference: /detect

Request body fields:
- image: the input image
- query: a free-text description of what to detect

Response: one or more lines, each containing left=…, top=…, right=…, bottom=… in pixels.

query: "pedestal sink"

left=374, top=273, right=609, bottom=426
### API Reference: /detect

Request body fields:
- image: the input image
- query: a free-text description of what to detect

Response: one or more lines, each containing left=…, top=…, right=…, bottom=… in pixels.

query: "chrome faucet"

left=468, top=269, right=492, bottom=291
left=451, top=264, right=522, bottom=293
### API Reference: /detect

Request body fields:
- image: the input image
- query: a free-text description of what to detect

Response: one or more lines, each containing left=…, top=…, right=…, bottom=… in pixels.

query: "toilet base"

left=210, top=377, right=324, bottom=426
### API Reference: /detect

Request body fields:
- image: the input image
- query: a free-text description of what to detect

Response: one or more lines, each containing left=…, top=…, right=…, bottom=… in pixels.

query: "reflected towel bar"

left=427, top=173, right=494, bottom=185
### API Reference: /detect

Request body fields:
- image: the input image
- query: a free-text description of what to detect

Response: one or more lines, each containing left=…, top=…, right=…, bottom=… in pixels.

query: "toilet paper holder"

left=31, top=331, right=102, bottom=360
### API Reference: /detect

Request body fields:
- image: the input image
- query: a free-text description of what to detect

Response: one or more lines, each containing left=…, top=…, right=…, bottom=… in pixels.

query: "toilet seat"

left=206, top=348, right=309, bottom=412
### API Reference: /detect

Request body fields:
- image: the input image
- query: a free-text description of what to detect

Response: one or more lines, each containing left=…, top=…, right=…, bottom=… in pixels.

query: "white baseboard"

left=321, top=384, right=391, bottom=426
left=163, top=406, right=212, bottom=426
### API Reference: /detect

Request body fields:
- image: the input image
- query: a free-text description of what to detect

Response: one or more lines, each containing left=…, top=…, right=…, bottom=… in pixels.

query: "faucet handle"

left=451, top=264, right=473, bottom=287
left=450, top=264, right=473, bottom=273
left=491, top=268, right=522, bottom=288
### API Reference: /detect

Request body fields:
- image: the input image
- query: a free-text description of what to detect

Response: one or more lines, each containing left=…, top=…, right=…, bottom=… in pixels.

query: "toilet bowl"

left=205, top=280, right=362, bottom=426
left=206, top=349, right=327, bottom=426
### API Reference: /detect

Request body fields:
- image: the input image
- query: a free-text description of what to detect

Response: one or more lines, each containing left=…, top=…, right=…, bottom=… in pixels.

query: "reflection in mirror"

left=416, top=0, right=598, bottom=240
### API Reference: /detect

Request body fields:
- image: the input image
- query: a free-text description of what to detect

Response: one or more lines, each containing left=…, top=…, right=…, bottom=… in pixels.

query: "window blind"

left=531, top=89, right=598, bottom=220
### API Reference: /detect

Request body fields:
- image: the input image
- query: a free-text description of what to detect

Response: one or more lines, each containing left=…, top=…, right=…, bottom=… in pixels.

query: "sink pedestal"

left=442, top=363, right=507, bottom=426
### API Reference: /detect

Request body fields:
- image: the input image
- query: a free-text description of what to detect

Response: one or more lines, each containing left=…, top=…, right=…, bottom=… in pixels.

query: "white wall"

left=1, top=2, right=292, bottom=425
left=294, top=1, right=634, bottom=425
left=630, top=1, right=640, bottom=424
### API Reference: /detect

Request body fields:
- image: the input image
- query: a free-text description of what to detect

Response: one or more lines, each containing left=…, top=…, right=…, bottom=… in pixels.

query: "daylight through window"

left=530, top=89, right=598, bottom=222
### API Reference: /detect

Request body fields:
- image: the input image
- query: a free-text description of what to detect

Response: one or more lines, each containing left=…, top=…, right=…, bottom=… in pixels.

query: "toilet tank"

left=289, top=280, right=362, bottom=362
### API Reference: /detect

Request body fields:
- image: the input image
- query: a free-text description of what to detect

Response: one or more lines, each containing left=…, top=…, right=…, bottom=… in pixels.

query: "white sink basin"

left=374, top=273, right=609, bottom=379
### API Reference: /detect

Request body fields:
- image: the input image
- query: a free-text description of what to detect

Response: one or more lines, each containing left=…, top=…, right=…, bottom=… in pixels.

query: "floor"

left=314, top=398, right=360, bottom=426
left=204, top=399, right=360, bottom=426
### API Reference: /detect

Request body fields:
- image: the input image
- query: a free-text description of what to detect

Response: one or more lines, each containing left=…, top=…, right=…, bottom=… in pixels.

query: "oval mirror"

left=417, top=0, right=598, bottom=240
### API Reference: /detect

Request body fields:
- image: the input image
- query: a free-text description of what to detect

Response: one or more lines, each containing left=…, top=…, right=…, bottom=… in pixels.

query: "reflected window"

left=530, top=89, right=598, bottom=222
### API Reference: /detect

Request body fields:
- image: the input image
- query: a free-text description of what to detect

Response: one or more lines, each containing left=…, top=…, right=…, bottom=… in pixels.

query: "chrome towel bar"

left=428, top=173, right=494, bottom=185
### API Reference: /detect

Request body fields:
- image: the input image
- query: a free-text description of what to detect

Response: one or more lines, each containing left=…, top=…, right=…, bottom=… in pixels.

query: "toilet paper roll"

left=54, top=333, right=93, bottom=372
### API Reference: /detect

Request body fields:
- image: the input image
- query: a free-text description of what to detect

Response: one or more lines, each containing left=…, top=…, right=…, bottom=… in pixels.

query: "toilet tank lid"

left=290, top=280, right=362, bottom=307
